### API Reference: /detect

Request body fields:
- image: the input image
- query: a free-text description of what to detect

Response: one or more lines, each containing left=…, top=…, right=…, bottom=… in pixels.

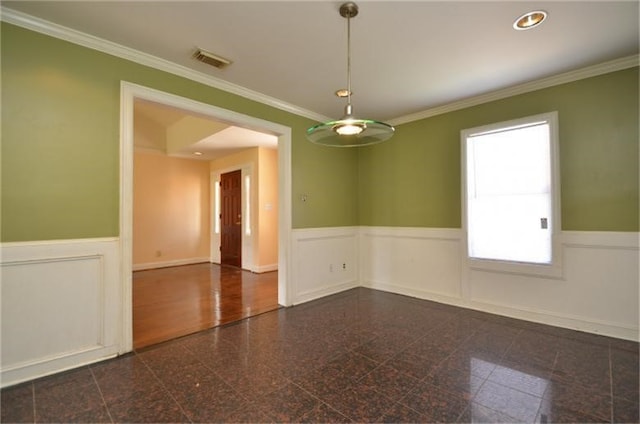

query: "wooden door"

left=220, top=170, right=242, bottom=267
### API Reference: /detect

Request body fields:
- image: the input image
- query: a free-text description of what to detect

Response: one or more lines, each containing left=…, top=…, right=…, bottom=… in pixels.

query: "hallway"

left=133, top=263, right=279, bottom=349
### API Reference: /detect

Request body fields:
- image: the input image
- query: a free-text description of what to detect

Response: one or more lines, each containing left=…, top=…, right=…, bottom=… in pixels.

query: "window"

left=245, top=175, right=251, bottom=236
left=214, top=180, right=221, bottom=234
left=462, top=112, right=561, bottom=277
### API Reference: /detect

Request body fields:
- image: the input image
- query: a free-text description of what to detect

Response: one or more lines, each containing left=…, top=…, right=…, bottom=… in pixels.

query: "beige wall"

left=166, top=117, right=227, bottom=154
left=210, top=149, right=258, bottom=171
left=210, top=147, right=278, bottom=271
left=133, top=111, right=166, bottom=151
left=133, top=151, right=211, bottom=267
left=258, top=147, right=278, bottom=268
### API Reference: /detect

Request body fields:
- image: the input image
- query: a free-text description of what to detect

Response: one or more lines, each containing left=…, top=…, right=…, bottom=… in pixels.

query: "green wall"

left=1, top=23, right=359, bottom=242
left=359, top=67, right=639, bottom=231
left=2, top=23, right=638, bottom=242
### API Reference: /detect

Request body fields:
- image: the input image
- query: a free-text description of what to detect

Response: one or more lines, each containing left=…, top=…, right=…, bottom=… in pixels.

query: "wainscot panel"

left=291, top=227, right=359, bottom=304
left=359, top=227, right=463, bottom=302
left=359, top=227, right=639, bottom=341
left=1, top=238, right=121, bottom=387
left=469, top=231, right=639, bottom=341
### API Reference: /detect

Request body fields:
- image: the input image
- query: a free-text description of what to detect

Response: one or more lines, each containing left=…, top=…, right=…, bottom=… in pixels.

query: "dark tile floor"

left=2, top=288, right=638, bottom=423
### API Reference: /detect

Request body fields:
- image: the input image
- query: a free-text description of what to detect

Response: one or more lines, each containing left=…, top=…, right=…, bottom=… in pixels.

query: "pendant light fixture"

left=306, top=2, right=394, bottom=147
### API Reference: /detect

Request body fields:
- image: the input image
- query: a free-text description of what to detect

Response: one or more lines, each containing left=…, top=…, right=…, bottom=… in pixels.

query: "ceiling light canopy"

left=306, top=2, right=394, bottom=147
left=513, top=10, right=547, bottom=30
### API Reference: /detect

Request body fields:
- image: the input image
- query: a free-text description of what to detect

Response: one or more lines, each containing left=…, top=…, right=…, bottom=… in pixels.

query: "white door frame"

left=119, top=81, right=293, bottom=353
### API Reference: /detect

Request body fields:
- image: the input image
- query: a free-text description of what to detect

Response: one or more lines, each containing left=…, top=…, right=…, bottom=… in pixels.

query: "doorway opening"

left=120, top=82, right=292, bottom=353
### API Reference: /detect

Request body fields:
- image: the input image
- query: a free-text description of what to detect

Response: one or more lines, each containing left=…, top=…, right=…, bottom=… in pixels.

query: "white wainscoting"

left=1, top=238, right=121, bottom=387
left=1, top=228, right=636, bottom=387
left=359, top=227, right=639, bottom=341
left=360, top=227, right=463, bottom=304
left=291, top=227, right=359, bottom=305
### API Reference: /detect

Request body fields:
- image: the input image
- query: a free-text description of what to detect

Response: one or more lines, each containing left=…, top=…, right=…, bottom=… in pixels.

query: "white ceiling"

left=134, top=99, right=278, bottom=160
left=4, top=1, right=638, bottom=155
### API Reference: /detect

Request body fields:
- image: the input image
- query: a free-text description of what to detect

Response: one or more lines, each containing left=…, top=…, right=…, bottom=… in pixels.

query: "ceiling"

left=134, top=99, right=278, bottom=160
left=3, top=1, right=638, bottom=155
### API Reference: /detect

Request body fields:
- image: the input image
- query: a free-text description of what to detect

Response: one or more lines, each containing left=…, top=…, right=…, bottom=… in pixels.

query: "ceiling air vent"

left=193, top=48, right=232, bottom=69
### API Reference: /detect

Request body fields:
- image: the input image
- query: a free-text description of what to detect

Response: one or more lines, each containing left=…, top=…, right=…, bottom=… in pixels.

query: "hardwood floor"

left=133, top=263, right=279, bottom=349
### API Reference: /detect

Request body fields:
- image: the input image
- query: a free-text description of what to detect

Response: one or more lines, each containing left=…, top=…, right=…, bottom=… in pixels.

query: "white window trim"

left=461, top=111, right=563, bottom=279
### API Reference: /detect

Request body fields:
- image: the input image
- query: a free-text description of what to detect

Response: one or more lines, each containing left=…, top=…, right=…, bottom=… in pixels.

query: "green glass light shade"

left=306, top=2, right=395, bottom=148
left=306, top=118, right=395, bottom=147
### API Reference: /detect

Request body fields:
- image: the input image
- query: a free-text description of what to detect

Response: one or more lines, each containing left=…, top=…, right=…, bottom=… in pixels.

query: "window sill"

left=467, top=257, right=564, bottom=280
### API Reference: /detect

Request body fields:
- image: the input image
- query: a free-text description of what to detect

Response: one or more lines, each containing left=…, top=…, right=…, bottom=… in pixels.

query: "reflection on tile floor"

left=2, top=288, right=639, bottom=423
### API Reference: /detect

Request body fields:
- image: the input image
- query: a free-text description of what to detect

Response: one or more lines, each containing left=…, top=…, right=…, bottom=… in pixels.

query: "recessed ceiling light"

left=194, top=152, right=203, bottom=156
left=513, top=10, right=547, bottom=30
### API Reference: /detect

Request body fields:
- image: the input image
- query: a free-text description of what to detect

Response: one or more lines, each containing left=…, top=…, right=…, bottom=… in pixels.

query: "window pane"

left=244, top=175, right=251, bottom=236
left=466, top=121, right=552, bottom=264
left=470, top=124, right=550, bottom=196
left=214, top=181, right=220, bottom=234
left=468, top=194, right=551, bottom=263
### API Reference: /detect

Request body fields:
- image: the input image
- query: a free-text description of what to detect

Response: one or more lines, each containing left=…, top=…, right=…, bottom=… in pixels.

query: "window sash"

left=461, top=112, right=561, bottom=277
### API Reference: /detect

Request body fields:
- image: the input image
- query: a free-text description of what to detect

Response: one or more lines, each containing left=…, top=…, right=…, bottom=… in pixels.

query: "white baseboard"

left=466, top=297, right=640, bottom=342
left=359, top=227, right=639, bottom=342
left=134, top=259, right=277, bottom=274
left=2, top=346, right=120, bottom=389
left=362, top=279, right=462, bottom=307
left=253, top=263, right=278, bottom=273
left=132, top=257, right=210, bottom=271
left=294, top=280, right=360, bottom=305
left=363, top=278, right=639, bottom=341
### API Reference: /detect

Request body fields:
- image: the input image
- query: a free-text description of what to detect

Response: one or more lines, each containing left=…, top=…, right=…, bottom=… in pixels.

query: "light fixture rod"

left=340, top=2, right=358, bottom=110
left=346, top=9, right=352, bottom=107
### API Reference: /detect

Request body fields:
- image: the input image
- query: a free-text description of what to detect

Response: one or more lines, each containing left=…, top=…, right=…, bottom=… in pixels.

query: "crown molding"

left=389, top=54, right=639, bottom=126
left=2, top=7, right=636, bottom=128
left=0, top=7, right=330, bottom=123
